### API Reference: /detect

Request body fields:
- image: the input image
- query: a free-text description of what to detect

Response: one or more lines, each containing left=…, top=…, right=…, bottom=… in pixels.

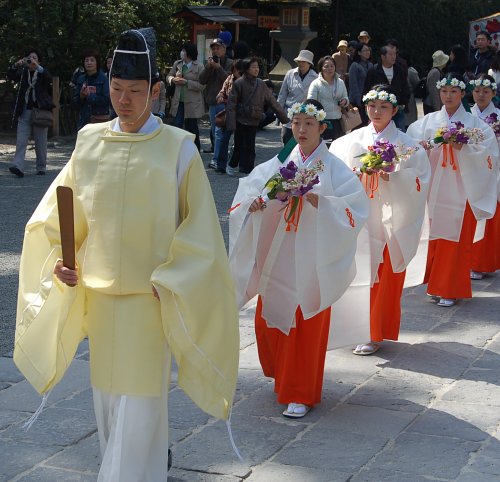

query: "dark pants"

left=281, top=126, right=294, bottom=146
left=173, top=102, right=200, bottom=150
left=423, top=104, right=436, bottom=115
left=229, top=122, right=257, bottom=174
left=322, top=119, right=344, bottom=146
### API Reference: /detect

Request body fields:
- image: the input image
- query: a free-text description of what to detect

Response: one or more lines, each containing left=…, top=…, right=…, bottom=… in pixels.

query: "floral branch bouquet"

left=428, top=121, right=485, bottom=148
left=265, top=160, right=324, bottom=222
left=484, top=113, right=500, bottom=138
left=355, top=139, right=418, bottom=175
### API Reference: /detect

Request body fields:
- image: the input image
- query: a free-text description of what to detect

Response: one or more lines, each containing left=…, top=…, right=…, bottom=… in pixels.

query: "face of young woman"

left=366, top=99, right=397, bottom=130
left=439, top=86, right=465, bottom=112
left=360, top=45, right=371, bottom=60
left=247, top=61, right=260, bottom=78
left=291, top=113, right=326, bottom=153
left=321, top=59, right=336, bottom=80
left=473, top=86, right=495, bottom=110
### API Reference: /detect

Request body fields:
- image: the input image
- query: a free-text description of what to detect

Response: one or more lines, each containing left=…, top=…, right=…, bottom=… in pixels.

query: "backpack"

left=414, top=77, right=427, bottom=99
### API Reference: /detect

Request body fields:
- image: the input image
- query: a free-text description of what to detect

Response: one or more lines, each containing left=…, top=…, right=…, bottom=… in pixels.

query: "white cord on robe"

left=225, top=406, right=245, bottom=464
left=23, top=389, right=52, bottom=430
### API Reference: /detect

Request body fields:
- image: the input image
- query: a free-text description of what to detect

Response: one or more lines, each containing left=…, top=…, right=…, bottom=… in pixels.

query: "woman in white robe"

left=469, top=74, right=500, bottom=278
left=330, top=84, right=431, bottom=356
left=407, top=74, right=499, bottom=307
left=229, top=100, right=369, bottom=418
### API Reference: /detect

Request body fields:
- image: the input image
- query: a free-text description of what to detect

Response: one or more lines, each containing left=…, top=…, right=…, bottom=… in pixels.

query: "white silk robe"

left=14, top=118, right=239, bottom=420
left=229, top=141, right=370, bottom=348
left=329, top=121, right=431, bottom=337
left=407, top=105, right=499, bottom=242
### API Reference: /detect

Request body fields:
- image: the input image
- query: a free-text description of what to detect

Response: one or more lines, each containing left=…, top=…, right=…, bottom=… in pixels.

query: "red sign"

left=258, top=15, right=280, bottom=29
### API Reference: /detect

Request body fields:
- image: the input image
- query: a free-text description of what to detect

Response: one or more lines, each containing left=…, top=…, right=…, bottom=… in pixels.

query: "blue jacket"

left=73, top=70, right=110, bottom=129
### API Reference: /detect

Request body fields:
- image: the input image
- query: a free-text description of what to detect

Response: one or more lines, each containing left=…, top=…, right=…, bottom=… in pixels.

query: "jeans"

left=173, top=102, right=200, bottom=150
left=12, top=108, right=48, bottom=173
left=393, top=109, right=406, bottom=131
left=208, top=104, right=225, bottom=155
left=214, top=126, right=233, bottom=170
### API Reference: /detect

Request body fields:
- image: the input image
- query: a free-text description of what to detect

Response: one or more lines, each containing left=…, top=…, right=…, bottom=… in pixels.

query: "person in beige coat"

left=167, top=43, right=205, bottom=150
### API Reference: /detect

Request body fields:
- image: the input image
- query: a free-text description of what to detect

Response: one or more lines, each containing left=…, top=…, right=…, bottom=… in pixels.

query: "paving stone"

left=0, top=408, right=27, bottom=430
left=427, top=321, right=500, bottom=348
left=1, top=407, right=96, bottom=447
left=322, top=404, right=417, bottom=437
left=380, top=342, right=472, bottom=380
left=465, top=438, right=500, bottom=476
left=0, top=355, right=24, bottom=383
left=456, top=472, right=500, bottom=482
left=351, top=467, right=435, bottom=482
left=173, top=415, right=302, bottom=477
left=463, top=367, right=500, bottom=385
left=54, top=387, right=93, bottom=411
left=472, top=348, right=500, bottom=368
left=15, top=467, right=97, bottom=481
left=325, top=348, right=384, bottom=385
left=45, top=432, right=100, bottom=473
left=247, top=462, right=349, bottom=481
left=346, top=370, right=442, bottom=413
left=441, top=380, right=500, bottom=406
left=0, top=359, right=90, bottom=412
left=431, top=401, right=500, bottom=433
left=168, top=387, right=211, bottom=433
left=370, top=432, right=480, bottom=479
left=274, top=428, right=388, bottom=473
left=168, top=467, right=240, bottom=481
left=0, top=439, right=62, bottom=480
left=233, top=368, right=273, bottom=404
left=407, top=408, right=489, bottom=442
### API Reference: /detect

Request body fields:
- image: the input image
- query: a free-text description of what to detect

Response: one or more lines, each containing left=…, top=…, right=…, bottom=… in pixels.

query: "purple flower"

left=279, top=161, right=298, bottom=180
left=453, top=121, right=464, bottom=129
left=455, top=133, right=468, bottom=144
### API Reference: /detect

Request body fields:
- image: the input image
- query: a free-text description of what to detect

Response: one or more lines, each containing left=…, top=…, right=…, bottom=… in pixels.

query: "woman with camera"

left=7, top=49, right=55, bottom=177
left=72, top=49, right=110, bottom=130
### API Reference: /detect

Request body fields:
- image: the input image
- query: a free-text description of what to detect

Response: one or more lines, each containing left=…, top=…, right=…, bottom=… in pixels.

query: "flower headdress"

left=436, top=78, right=466, bottom=90
left=469, top=79, right=497, bottom=91
left=362, top=90, right=398, bottom=106
left=287, top=102, right=327, bottom=123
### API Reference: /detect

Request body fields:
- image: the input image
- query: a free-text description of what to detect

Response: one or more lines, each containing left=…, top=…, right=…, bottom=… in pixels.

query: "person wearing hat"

left=358, top=31, right=371, bottom=45
left=332, top=40, right=349, bottom=80
left=199, top=38, right=233, bottom=157
left=12, top=27, right=239, bottom=481
left=277, top=49, right=318, bottom=145
left=423, top=50, right=449, bottom=114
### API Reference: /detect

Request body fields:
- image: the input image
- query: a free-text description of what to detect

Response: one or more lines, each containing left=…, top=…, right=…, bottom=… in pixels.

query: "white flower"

left=450, top=78, right=459, bottom=86
left=305, top=104, right=317, bottom=115
left=459, top=81, right=466, bottom=90
left=483, top=79, right=491, bottom=87
left=379, top=92, right=388, bottom=100
left=493, top=83, right=498, bottom=91
left=317, top=110, right=326, bottom=121
left=389, top=94, right=397, bottom=105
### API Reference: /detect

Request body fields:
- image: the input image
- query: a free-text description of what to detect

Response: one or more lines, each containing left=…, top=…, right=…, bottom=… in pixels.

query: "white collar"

left=111, top=113, right=159, bottom=134
left=369, top=121, right=397, bottom=142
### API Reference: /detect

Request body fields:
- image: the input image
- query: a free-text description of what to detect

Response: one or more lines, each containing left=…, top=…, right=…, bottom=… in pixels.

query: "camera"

left=24, top=58, right=32, bottom=65
left=212, top=55, right=219, bottom=63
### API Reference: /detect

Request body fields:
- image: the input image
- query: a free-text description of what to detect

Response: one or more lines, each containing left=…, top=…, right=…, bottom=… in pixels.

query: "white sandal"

left=437, top=298, right=456, bottom=307
left=352, top=342, right=381, bottom=356
left=470, top=271, right=484, bottom=280
left=282, top=402, right=311, bottom=418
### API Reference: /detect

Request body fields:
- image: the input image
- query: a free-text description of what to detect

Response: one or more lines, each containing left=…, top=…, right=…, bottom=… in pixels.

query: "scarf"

left=25, top=69, right=38, bottom=105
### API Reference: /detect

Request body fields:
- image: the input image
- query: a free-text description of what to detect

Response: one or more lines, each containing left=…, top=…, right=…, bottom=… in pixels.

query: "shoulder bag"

left=31, top=108, right=53, bottom=128
left=340, top=104, right=362, bottom=133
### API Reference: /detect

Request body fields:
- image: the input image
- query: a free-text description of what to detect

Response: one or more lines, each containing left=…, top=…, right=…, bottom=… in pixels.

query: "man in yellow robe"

left=14, top=28, right=239, bottom=481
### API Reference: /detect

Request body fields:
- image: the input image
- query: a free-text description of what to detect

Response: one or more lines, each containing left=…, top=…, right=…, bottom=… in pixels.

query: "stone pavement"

left=1, top=122, right=500, bottom=481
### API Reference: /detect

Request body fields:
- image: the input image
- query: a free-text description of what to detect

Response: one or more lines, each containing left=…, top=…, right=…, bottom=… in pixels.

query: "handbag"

left=90, top=114, right=111, bottom=123
left=31, top=108, right=53, bottom=128
left=215, top=108, right=226, bottom=128
left=340, top=105, right=362, bottom=133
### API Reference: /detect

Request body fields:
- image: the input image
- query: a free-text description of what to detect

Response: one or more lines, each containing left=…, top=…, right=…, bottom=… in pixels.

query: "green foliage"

left=0, top=0, right=203, bottom=79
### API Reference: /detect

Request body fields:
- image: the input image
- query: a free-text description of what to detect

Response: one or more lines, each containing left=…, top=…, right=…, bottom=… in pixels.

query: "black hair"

left=449, top=45, right=468, bottom=70
left=303, top=98, right=325, bottom=111
left=231, top=58, right=245, bottom=74
left=24, top=48, right=42, bottom=63
left=385, top=38, right=399, bottom=50
left=475, top=73, right=497, bottom=90
left=353, top=42, right=371, bottom=63
left=241, top=56, right=260, bottom=73
left=476, top=30, right=491, bottom=41
left=82, top=49, right=101, bottom=69
left=398, top=50, right=412, bottom=66
left=442, top=72, right=464, bottom=84
left=490, top=51, right=500, bottom=72
left=182, top=43, right=198, bottom=61
left=347, top=40, right=358, bottom=49
left=233, top=41, right=250, bottom=60
left=317, top=55, right=336, bottom=72
left=370, top=83, right=397, bottom=97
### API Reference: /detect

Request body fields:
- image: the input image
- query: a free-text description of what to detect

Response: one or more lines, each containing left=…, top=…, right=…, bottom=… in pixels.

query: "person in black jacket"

left=471, top=31, right=495, bottom=76
left=7, top=49, right=55, bottom=177
left=363, top=45, right=410, bottom=131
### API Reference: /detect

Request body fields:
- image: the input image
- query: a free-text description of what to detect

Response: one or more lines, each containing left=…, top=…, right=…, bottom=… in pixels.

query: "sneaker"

left=207, top=160, right=217, bottom=169
left=9, top=166, right=24, bottom=178
left=226, top=165, right=238, bottom=176
left=470, top=271, right=483, bottom=280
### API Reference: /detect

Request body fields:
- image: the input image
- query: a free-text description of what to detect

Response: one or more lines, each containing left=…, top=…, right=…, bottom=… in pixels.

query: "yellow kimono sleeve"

left=14, top=159, right=87, bottom=394
left=151, top=155, right=240, bottom=420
